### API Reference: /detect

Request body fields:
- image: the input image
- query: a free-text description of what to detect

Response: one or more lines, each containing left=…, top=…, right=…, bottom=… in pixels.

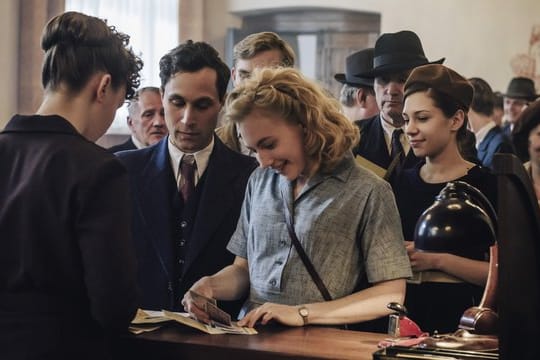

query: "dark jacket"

left=108, top=137, right=137, bottom=153
left=117, top=136, right=257, bottom=316
left=0, top=115, right=139, bottom=359
left=477, top=126, right=515, bottom=169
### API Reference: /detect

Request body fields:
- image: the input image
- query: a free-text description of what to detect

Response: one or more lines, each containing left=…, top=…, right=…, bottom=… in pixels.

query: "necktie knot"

left=390, top=129, right=404, bottom=160
left=179, top=154, right=197, bottom=202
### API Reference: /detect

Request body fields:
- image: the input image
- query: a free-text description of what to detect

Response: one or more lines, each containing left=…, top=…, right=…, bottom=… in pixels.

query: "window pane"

left=65, top=0, right=179, bottom=133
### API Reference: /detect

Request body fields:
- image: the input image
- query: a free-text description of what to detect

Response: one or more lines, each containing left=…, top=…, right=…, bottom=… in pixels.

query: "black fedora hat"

left=355, top=30, right=444, bottom=78
left=334, top=48, right=374, bottom=87
left=503, top=77, right=539, bottom=101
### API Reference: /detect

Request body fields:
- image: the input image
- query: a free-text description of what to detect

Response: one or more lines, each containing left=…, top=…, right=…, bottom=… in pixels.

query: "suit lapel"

left=364, top=116, right=391, bottom=168
left=135, top=140, right=176, bottom=280
left=478, top=128, right=496, bottom=163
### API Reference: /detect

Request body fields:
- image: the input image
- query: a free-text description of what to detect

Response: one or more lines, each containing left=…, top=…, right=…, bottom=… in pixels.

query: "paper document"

left=130, top=309, right=257, bottom=335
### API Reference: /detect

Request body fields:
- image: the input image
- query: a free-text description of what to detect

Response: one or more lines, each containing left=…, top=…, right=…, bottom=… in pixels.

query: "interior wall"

left=0, top=0, right=18, bottom=130
left=226, top=0, right=540, bottom=92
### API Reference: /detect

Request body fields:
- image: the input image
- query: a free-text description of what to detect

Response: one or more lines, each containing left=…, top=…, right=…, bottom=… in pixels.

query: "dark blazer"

left=477, top=126, right=516, bottom=169
left=0, top=115, right=138, bottom=359
left=108, top=137, right=137, bottom=153
left=117, top=136, right=257, bottom=315
left=353, top=115, right=419, bottom=175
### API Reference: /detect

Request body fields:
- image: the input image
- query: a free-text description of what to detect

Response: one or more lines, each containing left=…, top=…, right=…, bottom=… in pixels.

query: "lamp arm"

left=447, top=181, right=498, bottom=236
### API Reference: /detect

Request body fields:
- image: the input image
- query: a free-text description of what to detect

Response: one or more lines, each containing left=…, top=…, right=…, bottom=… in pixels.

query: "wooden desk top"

left=113, top=324, right=388, bottom=359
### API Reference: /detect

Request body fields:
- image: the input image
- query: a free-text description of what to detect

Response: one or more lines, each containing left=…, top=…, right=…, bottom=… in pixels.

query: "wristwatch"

left=298, top=306, right=309, bottom=325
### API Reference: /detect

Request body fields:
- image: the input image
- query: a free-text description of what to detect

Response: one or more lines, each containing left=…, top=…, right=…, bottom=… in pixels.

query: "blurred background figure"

left=334, top=48, right=379, bottom=122
left=216, top=31, right=296, bottom=156
left=502, top=77, right=539, bottom=137
left=468, top=77, right=515, bottom=169
left=108, top=86, right=167, bottom=152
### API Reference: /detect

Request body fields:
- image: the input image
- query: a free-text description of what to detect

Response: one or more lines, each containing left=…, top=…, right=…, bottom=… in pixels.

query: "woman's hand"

left=405, top=241, right=438, bottom=272
left=181, top=277, right=214, bottom=324
left=237, top=302, right=304, bottom=328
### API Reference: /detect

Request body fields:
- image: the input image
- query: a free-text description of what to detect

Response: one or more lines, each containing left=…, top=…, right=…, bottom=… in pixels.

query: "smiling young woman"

left=182, top=67, right=412, bottom=330
left=391, top=64, right=498, bottom=334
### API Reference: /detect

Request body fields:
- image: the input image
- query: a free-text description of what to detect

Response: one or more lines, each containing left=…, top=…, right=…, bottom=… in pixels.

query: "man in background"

left=353, top=30, right=445, bottom=179
left=502, top=77, right=539, bottom=137
left=216, top=32, right=295, bottom=155
left=468, top=77, right=515, bottom=169
left=108, top=86, right=167, bottom=152
left=335, top=48, right=379, bottom=122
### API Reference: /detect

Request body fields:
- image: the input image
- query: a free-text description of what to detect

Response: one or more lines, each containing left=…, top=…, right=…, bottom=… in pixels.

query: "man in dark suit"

left=116, top=41, right=257, bottom=316
left=352, top=31, right=445, bottom=179
left=108, top=86, right=167, bottom=152
left=468, top=77, right=515, bottom=169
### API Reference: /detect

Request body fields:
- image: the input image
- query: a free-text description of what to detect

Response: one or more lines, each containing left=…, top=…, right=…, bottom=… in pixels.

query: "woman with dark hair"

left=392, top=64, right=497, bottom=334
left=0, top=11, right=142, bottom=359
left=183, top=67, right=411, bottom=329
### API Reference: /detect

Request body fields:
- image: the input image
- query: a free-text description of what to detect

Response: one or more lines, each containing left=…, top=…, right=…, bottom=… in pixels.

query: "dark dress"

left=392, top=162, right=497, bottom=334
left=0, top=115, right=138, bottom=359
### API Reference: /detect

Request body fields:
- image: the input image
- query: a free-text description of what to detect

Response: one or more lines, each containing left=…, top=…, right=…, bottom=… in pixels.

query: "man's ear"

left=127, top=116, right=134, bottom=130
left=95, top=74, right=113, bottom=103
left=356, top=88, right=367, bottom=107
left=231, top=67, right=237, bottom=86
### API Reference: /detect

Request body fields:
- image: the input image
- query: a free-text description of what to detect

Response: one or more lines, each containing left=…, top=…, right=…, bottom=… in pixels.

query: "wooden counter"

left=112, top=323, right=388, bottom=359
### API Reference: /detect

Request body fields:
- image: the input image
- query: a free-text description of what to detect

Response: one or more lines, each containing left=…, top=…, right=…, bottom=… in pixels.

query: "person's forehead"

left=165, top=68, right=219, bottom=98
left=238, top=49, right=283, bottom=69
left=504, top=97, right=528, bottom=102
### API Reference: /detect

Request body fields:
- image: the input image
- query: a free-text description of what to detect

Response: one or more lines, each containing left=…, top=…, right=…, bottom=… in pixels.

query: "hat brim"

left=355, top=57, right=445, bottom=78
left=334, top=73, right=373, bottom=87
left=501, top=92, right=539, bottom=102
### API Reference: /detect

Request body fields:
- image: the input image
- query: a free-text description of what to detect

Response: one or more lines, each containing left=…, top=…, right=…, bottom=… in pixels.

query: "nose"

left=152, top=111, right=165, bottom=127
left=180, top=105, right=194, bottom=126
left=256, top=150, right=272, bottom=168
left=405, top=120, right=417, bottom=136
left=386, top=81, right=403, bottom=96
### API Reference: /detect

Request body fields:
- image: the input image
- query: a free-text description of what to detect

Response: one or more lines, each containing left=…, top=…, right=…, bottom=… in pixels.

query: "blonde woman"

left=183, top=67, right=411, bottom=329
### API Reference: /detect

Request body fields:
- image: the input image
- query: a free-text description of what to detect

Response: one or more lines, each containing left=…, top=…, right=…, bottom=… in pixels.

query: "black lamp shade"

left=414, top=181, right=496, bottom=260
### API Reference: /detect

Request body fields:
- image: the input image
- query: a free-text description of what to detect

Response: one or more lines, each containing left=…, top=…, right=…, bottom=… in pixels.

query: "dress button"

left=279, top=240, right=287, bottom=246
left=275, top=260, right=283, bottom=266
left=269, top=279, right=276, bottom=286
left=178, top=259, right=184, bottom=265
left=180, top=221, right=188, bottom=228
left=179, top=239, right=185, bottom=246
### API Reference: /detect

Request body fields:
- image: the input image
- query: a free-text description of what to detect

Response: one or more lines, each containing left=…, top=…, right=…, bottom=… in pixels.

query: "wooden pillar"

left=178, top=0, right=204, bottom=42
left=17, top=0, right=64, bottom=114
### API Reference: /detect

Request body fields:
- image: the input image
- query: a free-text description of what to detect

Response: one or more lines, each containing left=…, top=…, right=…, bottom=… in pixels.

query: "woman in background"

left=0, top=12, right=142, bottom=359
left=392, top=64, right=497, bottom=334
left=183, top=67, right=411, bottom=329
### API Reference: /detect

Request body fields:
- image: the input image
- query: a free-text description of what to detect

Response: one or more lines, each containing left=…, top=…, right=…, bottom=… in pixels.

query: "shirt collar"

left=168, top=135, right=214, bottom=185
left=379, top=114, right=409, bottom=154
left=131, top=134, right=145, bottom=149
left=474, top=121, right=497, bottom=148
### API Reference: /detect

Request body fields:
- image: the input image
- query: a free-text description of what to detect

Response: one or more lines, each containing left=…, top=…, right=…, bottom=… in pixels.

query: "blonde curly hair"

left=225, top=67, right=359, bottom=173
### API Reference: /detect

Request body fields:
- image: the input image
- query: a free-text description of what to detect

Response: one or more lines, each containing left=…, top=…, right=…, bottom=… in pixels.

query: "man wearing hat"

left=352, top=30, right=444, bottom=179
left=502, top=77, right=539, bottom=137
left=335, top=48, right=379, bottom=122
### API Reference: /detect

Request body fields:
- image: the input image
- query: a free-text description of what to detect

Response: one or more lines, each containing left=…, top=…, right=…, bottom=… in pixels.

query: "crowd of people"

left=1, top=10, right=539, bottom=359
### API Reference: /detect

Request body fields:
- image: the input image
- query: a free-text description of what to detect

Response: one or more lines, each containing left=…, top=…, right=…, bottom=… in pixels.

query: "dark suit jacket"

left=117, top=136, right=257, bottom=315
left=477, top=126, right=515, bottom=169
left=108, top=137, right=137, bottom=153
left=353, top=115, right=419, bottom=175
left=0, top=115, right=138, bottom=359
